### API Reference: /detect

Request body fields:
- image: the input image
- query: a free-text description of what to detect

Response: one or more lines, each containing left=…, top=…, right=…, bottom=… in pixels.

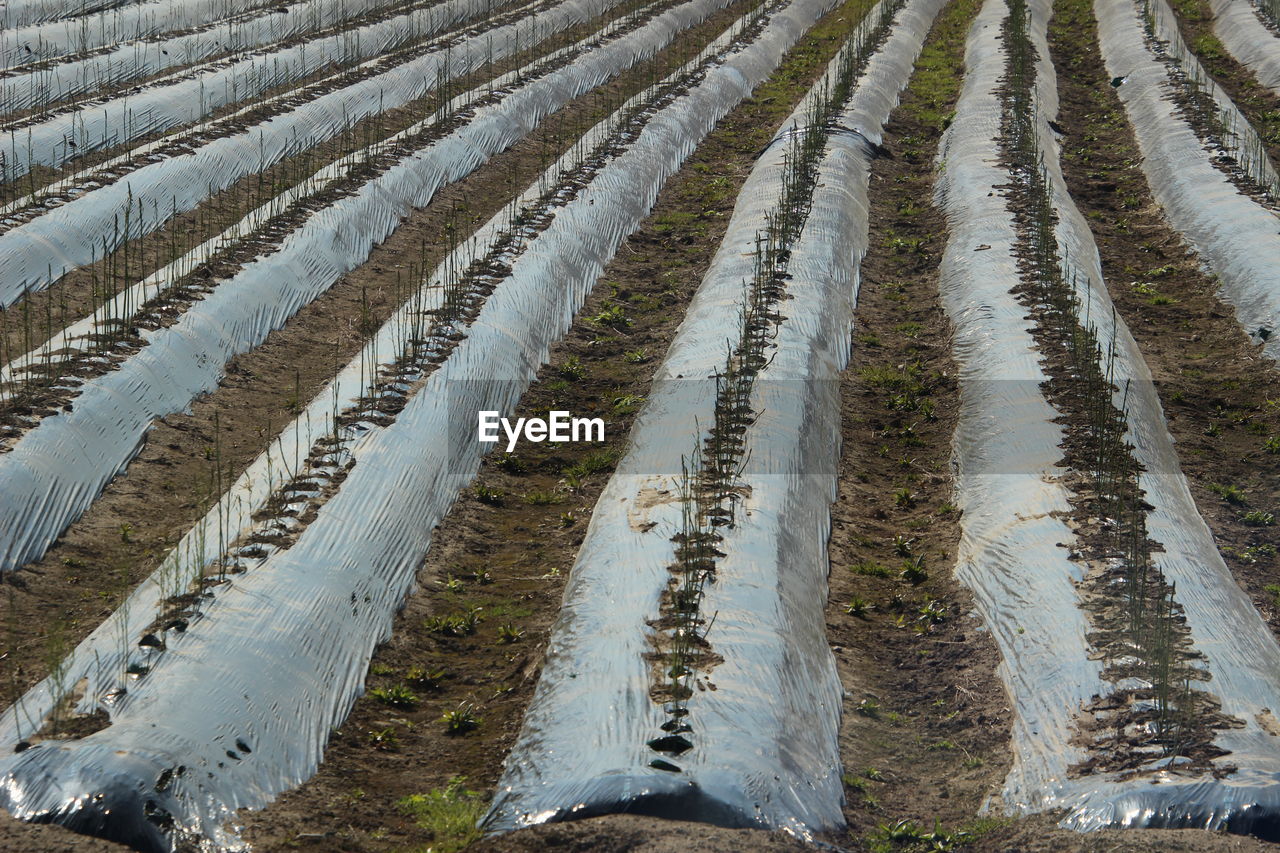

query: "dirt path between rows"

left=237, top=0, right=884, bottom=848
left=1048, top=0, right=1280, bottom=652
left=0, top=0, right=756, bottom=723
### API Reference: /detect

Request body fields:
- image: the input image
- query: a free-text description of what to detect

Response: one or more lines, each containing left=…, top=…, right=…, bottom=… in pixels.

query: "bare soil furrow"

left=0, top=0, right=752, bottom=716
left=1049, top=0, right=1280, bottom=711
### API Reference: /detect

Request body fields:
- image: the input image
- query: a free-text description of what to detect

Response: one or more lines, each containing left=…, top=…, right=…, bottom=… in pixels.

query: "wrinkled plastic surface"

left=0, top=0, right=416, bottom=115
left=1096, top=0, right=1280, bottom=360
left=0, top=3, right=815, bottom=849
left=2, top=0, right=137, bottom=30
left=0, top=0, right=730, bottom=577
left=0, top=0, right=619, bottom=306
left=938, top=0, right=1280, bottom=835
left=1209, top=0, right=1280, bottom=93
left=1, top=0, right=292, bottom=67
left=485, top=0, right=943, bottom=839
left=0, top=0, right=532, bottom=185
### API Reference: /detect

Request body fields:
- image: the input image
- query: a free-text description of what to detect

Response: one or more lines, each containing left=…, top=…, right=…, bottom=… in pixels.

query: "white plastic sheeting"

left=0, top=0, right=421, bottom=115
left=0, top=0, right=731, bottom=576
left=1, top=0, right=135, bottom=30
left=0, top=0, right=618, bottom=307
left=1, top=0, right=287, bottom=67
left=1209, top=0, right=1280, bottom=93
left=485, top=0, right=942, bottom=838
left=939, top=0, right=1280, bottom=835
left=0, top=2, right=822, bottom=849
left=1096, top=0, right=1280, bottom=360
left=0, top=0, right=537, bottom=182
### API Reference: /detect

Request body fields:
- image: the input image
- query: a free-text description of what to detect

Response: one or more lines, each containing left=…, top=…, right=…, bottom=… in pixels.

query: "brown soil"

left=1048, top=0, right=1280, bottom=650
left=821, top=0, right=1014, bottom=847
left=1163, top=0, right=1280, bottom=167
left=236, top=0, right=881, bottom=849
left=7, top=0, right=1280, bottom=850
left=0, top=0, right=662, bottom=365
left=0, top=812, right=129, bottom=853
left=0, top=0, right=465, bottom=128
left=0, top=0, right=756, bottom=714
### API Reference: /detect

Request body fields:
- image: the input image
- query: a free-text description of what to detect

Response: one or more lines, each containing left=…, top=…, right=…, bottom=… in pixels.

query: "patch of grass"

left=397, top=776, right=485, bottom=853
left=474, top=484, right=505, bottom=505
left=1243, top=510, right=1275, bottom=526
left=558, top=355, right=586, bottom=381
left=522, top=489, right=563, bottom=505
left=369, top=683, right=419, bottom=709
left=425, top=607, right=482, bottom=637
left=852, top=560, right=892, bottom=578
left=442, top=703, right=481, bottom=735
left=1208, top=482, right=1247, bottom=505
left=589, top=303, right=630, bottom=330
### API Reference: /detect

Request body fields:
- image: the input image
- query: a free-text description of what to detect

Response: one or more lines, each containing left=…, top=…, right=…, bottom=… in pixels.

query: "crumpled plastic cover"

left=0, top=0, right=730, bottom=576
left=0, top=0, right=415, bottom=115
left=0, top=0, right=535, bottom=185
left=1095, top=0, right=1280, bottom=361
left=0, top=1, right=817, bottom=849
left=938, top=0, right=1280, bottom=837
left=1208, top=0, right=1280, bottom=93
left=2, top=0, right=139, bottom=31
left=0, top=0, right=619, bottom=306
left=1, top=0, right=303, bottom=67
left=484, top=0, right=943, bottom=839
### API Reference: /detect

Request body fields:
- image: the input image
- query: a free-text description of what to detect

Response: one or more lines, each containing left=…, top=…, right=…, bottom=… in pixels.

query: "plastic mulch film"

left=0, top=0, right=550, bottom=188
left=0, top=0, right=419, bottom=115
left=939, top=0, right=1280, bottom=836
left=1208, top=0, right=1280, bottom=93
left=1, top=0, right=314, bottom=67
left=483, top=0, right=943, bottom=839
left=1095, top=0, right=1280, bottom=361
left=0, top=0, right=620, bottom=307
left=0, top=1, right=829, bottom=849
left=0, top=0, right=732, bottom=575
left=2, top=0, right=139, bottom=30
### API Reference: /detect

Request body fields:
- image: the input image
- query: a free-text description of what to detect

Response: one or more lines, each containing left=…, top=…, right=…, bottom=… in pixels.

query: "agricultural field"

left=1, top=0, right=1280, bottom=848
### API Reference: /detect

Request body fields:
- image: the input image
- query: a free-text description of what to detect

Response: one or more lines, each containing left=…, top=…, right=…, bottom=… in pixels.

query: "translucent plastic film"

left=485, top=0, right=945, bottom=839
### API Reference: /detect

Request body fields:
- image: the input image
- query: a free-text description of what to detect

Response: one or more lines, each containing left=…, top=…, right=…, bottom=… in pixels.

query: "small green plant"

left=407, top=666, right=448, bottom=690
left=522, top=489, right=563, bottom=506
left=901, top=555, right=928, bottom=585
left=119, top=523, right=133, bottom=543
left=497, top=623, right=525, bottom=644
left=1265, top=435, right=1280, bottom=454
left=612, top=394, right=645, bottom=415
left=894, top=487, right=916, bottom=508
left=366, top=727, right=399, bottom=750
left=856, top=698, right=880, bottom=718
left=559, top=511, right=576, bottom=528
left=590, top=303, right=630, bottom=329
left=1209, top=482, right=1247, bottom=505
left=397, top=776, right=485, bottom=853
left=369, top=662, right=395, bottom=676
left=474, top=484, right=505, bottom=505
left=558, top=356, right=586, bottom=381
left=495, top=453, right=525, bottom=474
left=442, top=574, right=465, bottom=594
left=845, top=596, right=871, bottom=618
left=892, top=535, right=914, bottom=556
left=623, top=348, right=648, bottom=364
left=370, top=683, right=419, bottom=709
left=1243, top=510, right=1275, bottom=526
left=442, top=703, right=481, bottom=735
left=425, top=607, right=482, bottom=637
left=852, top=560, right=891, bottom=578
left=1265, top=584, right=1280, bottom=608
